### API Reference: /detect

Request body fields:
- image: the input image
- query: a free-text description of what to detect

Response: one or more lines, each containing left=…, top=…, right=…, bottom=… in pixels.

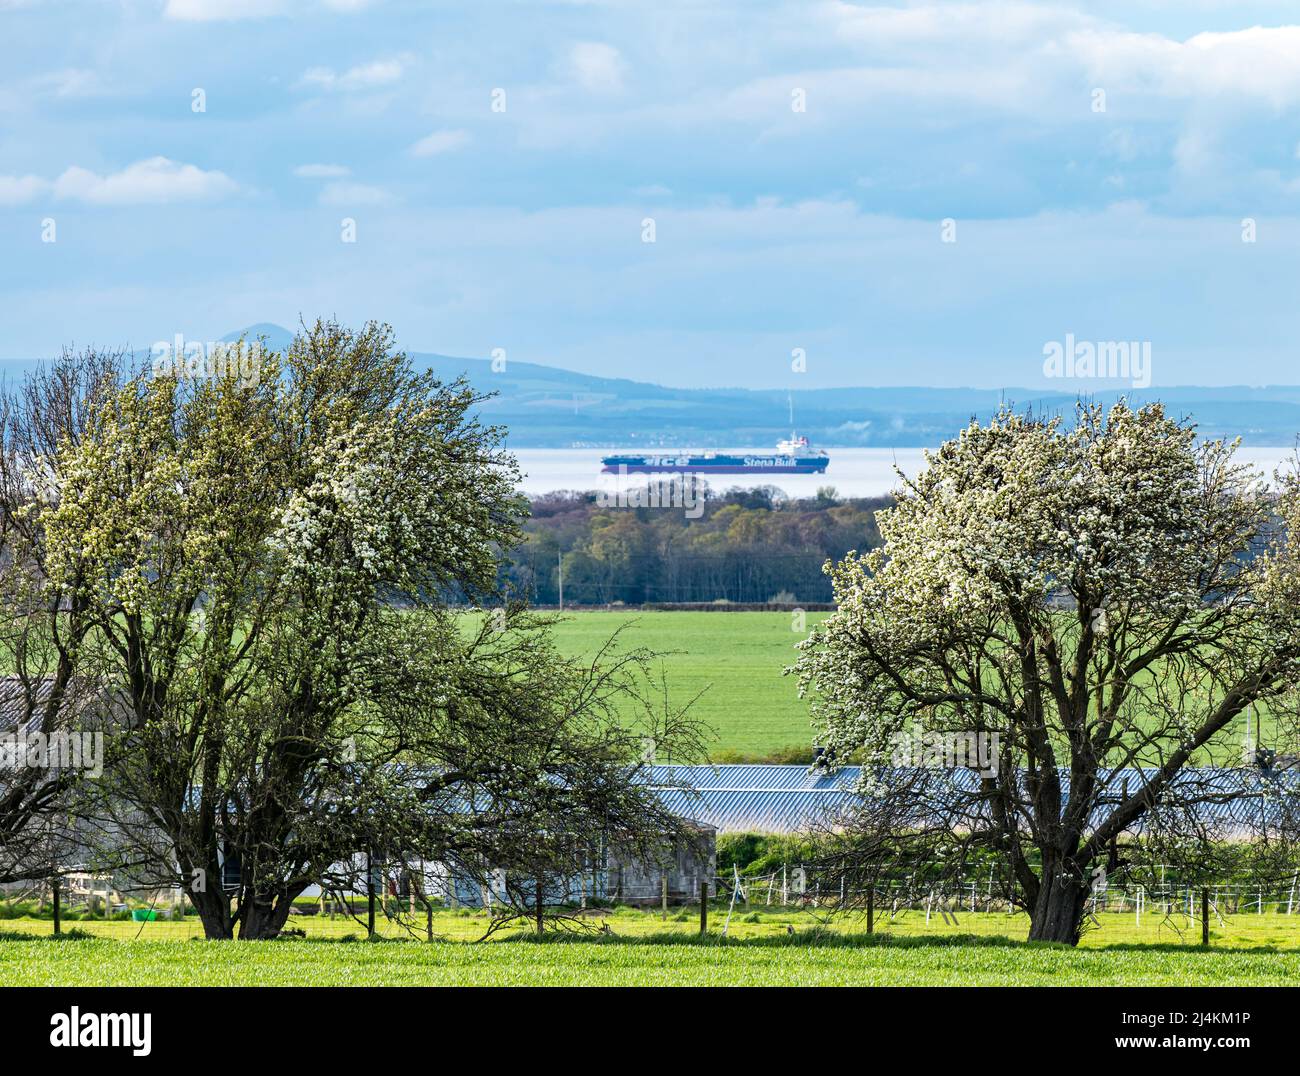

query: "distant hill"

left=10, top=324, right=1300, bottom=448
left=218, top=325, right=1300, bottom=448
left=220, top=323, right=297, bottom=353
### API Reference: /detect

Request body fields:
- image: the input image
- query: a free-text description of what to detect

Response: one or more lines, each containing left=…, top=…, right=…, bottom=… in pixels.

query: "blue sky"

left=3, top=0, right=1300, bottom=389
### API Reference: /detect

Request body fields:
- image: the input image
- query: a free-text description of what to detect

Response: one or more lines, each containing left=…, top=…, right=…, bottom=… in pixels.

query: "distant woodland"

left=498, top=485, right=887, bottom=606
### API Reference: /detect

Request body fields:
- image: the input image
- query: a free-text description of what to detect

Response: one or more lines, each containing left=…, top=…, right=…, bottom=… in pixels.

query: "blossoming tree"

left=37, top=321, right=703, bottom=939
left=795, top=402, right=1300, bottom=944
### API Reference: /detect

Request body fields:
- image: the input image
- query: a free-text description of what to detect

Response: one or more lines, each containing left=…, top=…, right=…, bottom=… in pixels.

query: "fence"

left=708, top=866, right=1300, bottom=922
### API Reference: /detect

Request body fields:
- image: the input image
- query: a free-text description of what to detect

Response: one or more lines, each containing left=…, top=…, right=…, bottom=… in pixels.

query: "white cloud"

left=0, top=174, right=47, bottom=206
left=297, top=57, right=406, bottom=92
left=294, top=163, right=351, bottom=178
left=163, top=0, right=287, bottom=20
left=53, top=157, right=240, bottom=204
left=1072, top=25, right=1300, bottom=107
left=828, top=0, right=1093, bottom=52
left=31, top=68, right=104, bottom=98
left=318, top=181, right=391, bottom=206
left=409, top=129, right=470, bottom=157
left=164, top=0, right=375, bottom=18
left=564, top=42, right=626, bottom=93
left=826, top=4, right=1300, bottom=111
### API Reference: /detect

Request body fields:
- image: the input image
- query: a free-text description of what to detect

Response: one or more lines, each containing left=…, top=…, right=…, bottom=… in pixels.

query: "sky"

left=3, top=0, right=1300, bottom=389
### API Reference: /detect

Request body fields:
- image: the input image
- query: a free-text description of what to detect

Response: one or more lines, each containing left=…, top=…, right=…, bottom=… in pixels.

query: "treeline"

left=499, top=485, right=889, bottom=606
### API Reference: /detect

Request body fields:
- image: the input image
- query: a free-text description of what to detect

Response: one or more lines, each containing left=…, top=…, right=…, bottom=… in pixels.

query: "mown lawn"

left=4, top=906, right=1298, bottom=986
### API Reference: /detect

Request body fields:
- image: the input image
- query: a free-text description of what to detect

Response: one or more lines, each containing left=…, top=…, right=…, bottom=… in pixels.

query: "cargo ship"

left=601, top=434, right=830, bottom=475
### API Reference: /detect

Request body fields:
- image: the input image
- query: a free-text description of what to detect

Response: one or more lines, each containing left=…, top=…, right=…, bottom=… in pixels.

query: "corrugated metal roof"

left=654, top=788, right=855, bottom=833
left=0, top=677, right=58, bottom=737
left=649, top=764, right=1300, bottom=835
left=647, top=763, right=861, bottom=793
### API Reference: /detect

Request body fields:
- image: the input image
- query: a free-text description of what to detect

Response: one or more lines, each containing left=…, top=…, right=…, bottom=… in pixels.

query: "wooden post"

left=661, top=875, right=668, bottom=921
left=52, top=878, right=61, bottom=936
left=1201, top=888, right=1210, bottom=946
left=699, top=880, right=708, bottom=935
left=535, top=876, right=545, bottom=936
left=866, top=885, right=874, bottom=934
left=366, top=851, right=376, bottom=937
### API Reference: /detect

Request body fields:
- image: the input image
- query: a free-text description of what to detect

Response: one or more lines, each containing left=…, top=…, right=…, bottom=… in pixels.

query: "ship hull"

left=601, top=454, right=829, bottom=475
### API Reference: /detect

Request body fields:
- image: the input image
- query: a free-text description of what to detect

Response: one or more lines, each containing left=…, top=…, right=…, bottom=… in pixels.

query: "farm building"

left=644, top=763, right=1300, bottom=837
left=648, top=763, right=859, bottom=834
left=406, top=821, right=717, bottom=909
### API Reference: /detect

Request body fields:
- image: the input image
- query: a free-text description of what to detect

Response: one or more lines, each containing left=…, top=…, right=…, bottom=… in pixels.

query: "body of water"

left=511, top=446, right=1299, bottom=499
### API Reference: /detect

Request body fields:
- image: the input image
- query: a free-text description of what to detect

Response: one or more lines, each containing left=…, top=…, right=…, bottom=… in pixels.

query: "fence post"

left=699, top=880, right=708, bottom=935
left=866, top=886, right=874, bottom=934
left=366, top=850, right=376, bottom=938
left=661, top=875, right=668, bottom=921
left=1201, top=888, right=1209, bottom=946
left=52, top=878, right=61, bottom=937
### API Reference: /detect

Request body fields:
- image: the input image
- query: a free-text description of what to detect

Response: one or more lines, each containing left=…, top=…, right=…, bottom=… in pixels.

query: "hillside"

left=13, top=324, right=1300, bottom=448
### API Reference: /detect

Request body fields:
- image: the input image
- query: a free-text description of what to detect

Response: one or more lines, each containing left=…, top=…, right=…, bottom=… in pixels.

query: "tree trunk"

left=239, top=896, right=296, bottom=940
left=190, top=885, right=301, bottom=940
left=191, top=888, right=235, bottom=940
left=1026, top=866, right=1088, bottom=945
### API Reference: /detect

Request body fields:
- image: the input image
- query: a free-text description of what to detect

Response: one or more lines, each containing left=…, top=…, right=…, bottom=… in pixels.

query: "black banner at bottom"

left=2, top=985, right=1290, bottom=1061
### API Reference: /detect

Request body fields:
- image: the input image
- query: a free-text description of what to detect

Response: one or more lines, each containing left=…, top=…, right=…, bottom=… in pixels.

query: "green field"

left=543, top=610, right=830, bottom=758
left=538, top=611, right=1266, bottom=761
left=4, top=906, right=1299, bottom=985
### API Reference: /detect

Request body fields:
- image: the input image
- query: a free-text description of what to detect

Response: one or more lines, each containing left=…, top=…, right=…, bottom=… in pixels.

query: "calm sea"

left=510, top=446, right=1299, bottom=499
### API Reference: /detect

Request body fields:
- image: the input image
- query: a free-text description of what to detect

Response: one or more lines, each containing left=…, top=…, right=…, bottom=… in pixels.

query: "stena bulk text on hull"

left=601, top=434, right=830, bottom=476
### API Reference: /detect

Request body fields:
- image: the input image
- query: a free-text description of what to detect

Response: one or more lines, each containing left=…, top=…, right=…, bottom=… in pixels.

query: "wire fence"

left=707, top=866, right=1300, bottom=922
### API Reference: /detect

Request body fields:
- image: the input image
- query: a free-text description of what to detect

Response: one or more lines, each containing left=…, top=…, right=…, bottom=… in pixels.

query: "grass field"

left=542, top=611, right=831, bottom=757
left=4, top=905, right=1299, bottom=986
left=537, top=611, right=1266, bottom=761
